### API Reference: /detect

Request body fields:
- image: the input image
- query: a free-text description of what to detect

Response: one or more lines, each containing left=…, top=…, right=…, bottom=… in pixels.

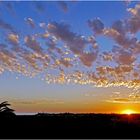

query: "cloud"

left=106, top=97, right=140, bottom=104
left=96, top=65, right=133, bottom=80
left=102, top=52, right=113, bottom=61
left=79, top=51, right=98, bottom=67
left=8, top=33, right=19, bottom=46
left=24, top=17, right=35, bottom=28
left=58, top=1, right=68, bottom=13
left=126, top=4, right=140, bottom=33
left=106, top=98, right=130, bottom=103
left=114, top=50, right=135, bottom=65
left=103, top=28, right=133, bottom=49
left=127, top=17, right=140, bottom=33
left=112, top=20, right=126, bottom=35
left=17, top=46, right=50, bottom=72
left=96, top=66, right=106, bottom=76
left=119, top=65, right=133, bottom=73
left=114, top=98, right=130, bottom=102
left=113, top=91, right=120, bottom=95
left=47, top=22, right=76, bottom=43
left=88, top=18, right=104, bottom=35
left=1, top=2, right=140, bottom=92
left=46, top=37, right=62, bottom=54
left=24, top=35, right=42, bottom=54
left=0, top=43, right=17, bottom=71
left=0, top=44, right=33, bottom=76
left=19, top=52, right=40, bottom=71
left=59, top=58, right=73, bottom=68
left=127, top=4, right=140, bottom=17
left=0, top=44, right=16, bottom=60
left=10, top=98, right=64, bottom=105
left=39, top=22, right=47, bottom=29
left=47, top=21, right=98, bottom=67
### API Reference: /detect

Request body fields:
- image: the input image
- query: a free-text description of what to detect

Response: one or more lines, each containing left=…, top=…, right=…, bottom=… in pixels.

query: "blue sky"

left=0, top=1, right=140, bottom=114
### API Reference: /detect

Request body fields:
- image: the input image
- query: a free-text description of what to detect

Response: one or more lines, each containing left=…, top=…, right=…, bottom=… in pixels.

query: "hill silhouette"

left=0, top=101, right=140, bottom=138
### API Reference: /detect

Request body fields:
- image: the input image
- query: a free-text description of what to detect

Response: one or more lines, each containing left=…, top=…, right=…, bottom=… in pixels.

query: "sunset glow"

left=121, top=109, right=137, bottom=115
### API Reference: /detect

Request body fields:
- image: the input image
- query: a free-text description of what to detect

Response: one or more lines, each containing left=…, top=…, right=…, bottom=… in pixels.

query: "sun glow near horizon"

left=121, top=109, right=138, bottom=115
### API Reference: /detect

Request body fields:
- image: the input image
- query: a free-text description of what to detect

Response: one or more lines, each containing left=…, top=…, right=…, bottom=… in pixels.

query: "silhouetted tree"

left=0, top=101, right=15, bottom=116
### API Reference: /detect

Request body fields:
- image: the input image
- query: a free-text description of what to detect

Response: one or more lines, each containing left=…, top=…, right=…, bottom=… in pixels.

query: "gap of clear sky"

left=0, top=1, right=140, bottom=114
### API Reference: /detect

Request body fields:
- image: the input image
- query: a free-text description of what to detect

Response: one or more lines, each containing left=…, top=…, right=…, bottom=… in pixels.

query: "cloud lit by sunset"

left=0, top=1, right=140, bottom=114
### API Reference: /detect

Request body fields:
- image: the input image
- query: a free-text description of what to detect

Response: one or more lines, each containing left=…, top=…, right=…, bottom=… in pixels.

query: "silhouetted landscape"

left=0, top=101, right=140, bottom=138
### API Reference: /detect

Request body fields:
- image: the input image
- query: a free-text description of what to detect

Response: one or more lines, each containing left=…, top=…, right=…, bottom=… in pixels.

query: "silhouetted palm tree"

left=0, top=101, right=15, bottom=115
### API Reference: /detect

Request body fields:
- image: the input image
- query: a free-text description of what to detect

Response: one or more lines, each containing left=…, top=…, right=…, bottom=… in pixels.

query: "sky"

left=1, top=1, right=140, bottom=114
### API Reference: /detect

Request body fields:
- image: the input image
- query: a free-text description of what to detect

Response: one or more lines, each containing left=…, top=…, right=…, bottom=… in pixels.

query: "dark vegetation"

left=0, top=101, right=140, bottom=138
left=0, top=101, right=15, bottom=116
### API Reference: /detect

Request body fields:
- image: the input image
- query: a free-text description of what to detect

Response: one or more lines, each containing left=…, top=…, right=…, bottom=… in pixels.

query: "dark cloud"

left=112, top=20, right=126, bottom=35
left=47, top=22, right=76, bottom=43
left=80, top=51, right=98, bottom=67
left=115, top=50, right=135, bottom=65
left=88, top=18, right=104, bottom=35
left=47, top=21, right=98, bottom=67
left=24, top=35, right=42, bottom=54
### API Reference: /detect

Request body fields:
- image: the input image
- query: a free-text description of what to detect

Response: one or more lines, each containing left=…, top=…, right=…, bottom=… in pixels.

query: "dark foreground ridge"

left=1, top=113, right=140, bottom=138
